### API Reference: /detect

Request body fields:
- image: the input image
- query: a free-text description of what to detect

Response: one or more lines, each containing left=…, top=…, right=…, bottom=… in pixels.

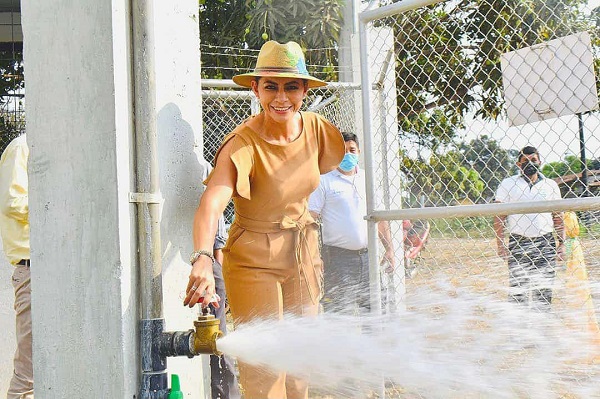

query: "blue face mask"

left=339, top=153, right=359, bottom=172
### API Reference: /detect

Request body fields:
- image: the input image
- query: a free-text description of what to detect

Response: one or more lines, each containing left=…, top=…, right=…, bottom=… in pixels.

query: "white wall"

left=155, top=0, right=211, bottom=397
left=338, top=0, right=363, bottom=142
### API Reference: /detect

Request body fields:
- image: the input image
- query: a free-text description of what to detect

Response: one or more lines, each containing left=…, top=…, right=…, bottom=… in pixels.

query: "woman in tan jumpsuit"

left=184, top=40, right=345, bottom=398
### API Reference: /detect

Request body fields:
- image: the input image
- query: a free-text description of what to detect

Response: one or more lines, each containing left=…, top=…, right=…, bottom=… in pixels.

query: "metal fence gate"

left=359, top=0, right=600, bottom=397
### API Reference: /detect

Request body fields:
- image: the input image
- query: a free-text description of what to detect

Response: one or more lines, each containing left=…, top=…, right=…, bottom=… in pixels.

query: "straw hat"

left=232, top=40, right=327, bottom=88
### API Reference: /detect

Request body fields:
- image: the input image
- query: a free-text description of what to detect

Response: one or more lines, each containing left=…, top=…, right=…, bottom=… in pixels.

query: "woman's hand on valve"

left=184, top=257, right=217, bottom=308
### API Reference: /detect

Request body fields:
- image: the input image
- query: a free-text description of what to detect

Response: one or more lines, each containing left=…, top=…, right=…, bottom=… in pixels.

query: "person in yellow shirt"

left=0, top=134, right=33, bottom=399
left=561, top=211, right=600, bottom=363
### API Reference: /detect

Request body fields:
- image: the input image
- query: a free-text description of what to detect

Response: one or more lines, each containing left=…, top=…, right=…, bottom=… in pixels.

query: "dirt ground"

left=408, top=237, right=600, bottom=310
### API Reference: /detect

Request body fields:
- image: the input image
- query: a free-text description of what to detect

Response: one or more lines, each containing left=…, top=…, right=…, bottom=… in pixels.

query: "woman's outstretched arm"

left=184, top=140, right=236, bottom=308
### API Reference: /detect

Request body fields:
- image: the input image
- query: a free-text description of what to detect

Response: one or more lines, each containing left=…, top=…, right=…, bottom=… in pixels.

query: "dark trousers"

left=209, top=260, right=240, bottom=399
left=321, top=245, right=370, bottom=314
left=507, top=233, right=557, bottom=312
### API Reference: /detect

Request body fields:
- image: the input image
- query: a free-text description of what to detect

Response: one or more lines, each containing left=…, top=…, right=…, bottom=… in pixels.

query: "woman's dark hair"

left=253, top=76, right=308, bottom=87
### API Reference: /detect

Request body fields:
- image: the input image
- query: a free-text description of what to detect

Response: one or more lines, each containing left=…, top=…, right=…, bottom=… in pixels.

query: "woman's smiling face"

left=251, top=77, right=308, bottom=123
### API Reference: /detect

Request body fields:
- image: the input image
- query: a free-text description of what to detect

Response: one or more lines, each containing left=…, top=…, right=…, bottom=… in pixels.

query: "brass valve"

left=192, top=308, right=223, bottom=355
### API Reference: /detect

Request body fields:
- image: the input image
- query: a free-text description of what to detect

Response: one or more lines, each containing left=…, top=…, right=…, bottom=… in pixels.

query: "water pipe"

left=140, top=312, right=223, bottom=397
left=130, top=0, right=169, bottom=397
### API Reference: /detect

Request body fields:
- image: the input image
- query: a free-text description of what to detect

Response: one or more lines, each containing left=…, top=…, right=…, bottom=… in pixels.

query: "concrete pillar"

left=155, top=0, right=211, bottom=397
left=339, top=0, right=360, bottom=83
left=22, top=0, right=209, bottom=397
left=22, top=0, right=138, bottom=399
left=338, top=0, right=363, bottom=151
left=23, top=0, right=137, bottom=396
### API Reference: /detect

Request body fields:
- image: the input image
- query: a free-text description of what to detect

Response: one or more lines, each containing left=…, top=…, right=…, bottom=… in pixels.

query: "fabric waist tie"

left=233, top=209, right=321, bottom=305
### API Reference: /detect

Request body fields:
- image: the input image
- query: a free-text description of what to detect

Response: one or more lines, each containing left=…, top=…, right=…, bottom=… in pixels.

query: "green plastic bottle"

left=168, top=374, right=184, bottom=399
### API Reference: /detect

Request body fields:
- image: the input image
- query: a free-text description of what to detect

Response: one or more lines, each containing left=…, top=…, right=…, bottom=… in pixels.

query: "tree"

left=378, top=0, right=593, bottom=151
left=542, top=154, right=597, bottom=178
left=199, top=0, right=344, bottom=81
left=458, top=135, right=518, bottom=201
left=402, top=151, right=485, bottom=206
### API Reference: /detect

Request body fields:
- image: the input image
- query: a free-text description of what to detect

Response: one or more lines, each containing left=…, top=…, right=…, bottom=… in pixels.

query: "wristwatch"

left=189, top=249, right=215, bottom=265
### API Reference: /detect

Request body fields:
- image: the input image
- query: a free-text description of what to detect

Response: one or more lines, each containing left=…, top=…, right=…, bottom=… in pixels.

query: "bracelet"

left=189, top=249, right=215, bottom=265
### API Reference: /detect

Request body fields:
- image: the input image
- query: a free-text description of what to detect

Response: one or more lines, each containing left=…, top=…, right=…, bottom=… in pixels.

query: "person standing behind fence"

left=0, top=134, right=33, bottom=399
left=183, top=40, right=345, bottom=399
left=561, top=211, right=600, bottom=362
left=493, top=145, right=564, bottom=312
left=308, top=132, right=395, bottom=314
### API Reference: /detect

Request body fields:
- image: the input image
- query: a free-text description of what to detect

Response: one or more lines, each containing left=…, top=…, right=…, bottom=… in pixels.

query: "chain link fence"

left=361, top=0, right=600, bottom=396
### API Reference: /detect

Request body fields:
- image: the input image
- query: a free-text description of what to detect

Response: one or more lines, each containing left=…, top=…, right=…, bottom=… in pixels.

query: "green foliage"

left=402, top=151, right=485, bottom=206
left=0, top=50, right=23, bottom=88
left=579, top=219, right=600, bottom=238
left=199, top=0, right=344, bottom=81
left=429, top=217, right=495, bottom=238
left=458, top=135, right=519, bottom=200
left=380, top=0, right=591, bottom=150
left=542, top=155, right=598, bottom=178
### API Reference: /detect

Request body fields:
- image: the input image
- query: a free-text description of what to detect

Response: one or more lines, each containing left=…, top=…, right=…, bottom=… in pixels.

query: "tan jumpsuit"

left=207, top=111, right=345, bottom=398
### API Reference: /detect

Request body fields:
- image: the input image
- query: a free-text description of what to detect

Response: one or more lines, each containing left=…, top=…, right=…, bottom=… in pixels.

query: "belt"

left=234, top=209, right=321, bottom=305
left=17, top=259, right=30, bottom=267
left=324, top=245, right=368, bottom=255
left=509, top=233, right=553, bottom=241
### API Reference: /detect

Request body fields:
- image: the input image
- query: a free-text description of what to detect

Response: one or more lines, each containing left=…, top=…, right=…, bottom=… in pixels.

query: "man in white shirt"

left=309, top=132, right=394, bottom=313
left=494, top=145, right=564, bottom=312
